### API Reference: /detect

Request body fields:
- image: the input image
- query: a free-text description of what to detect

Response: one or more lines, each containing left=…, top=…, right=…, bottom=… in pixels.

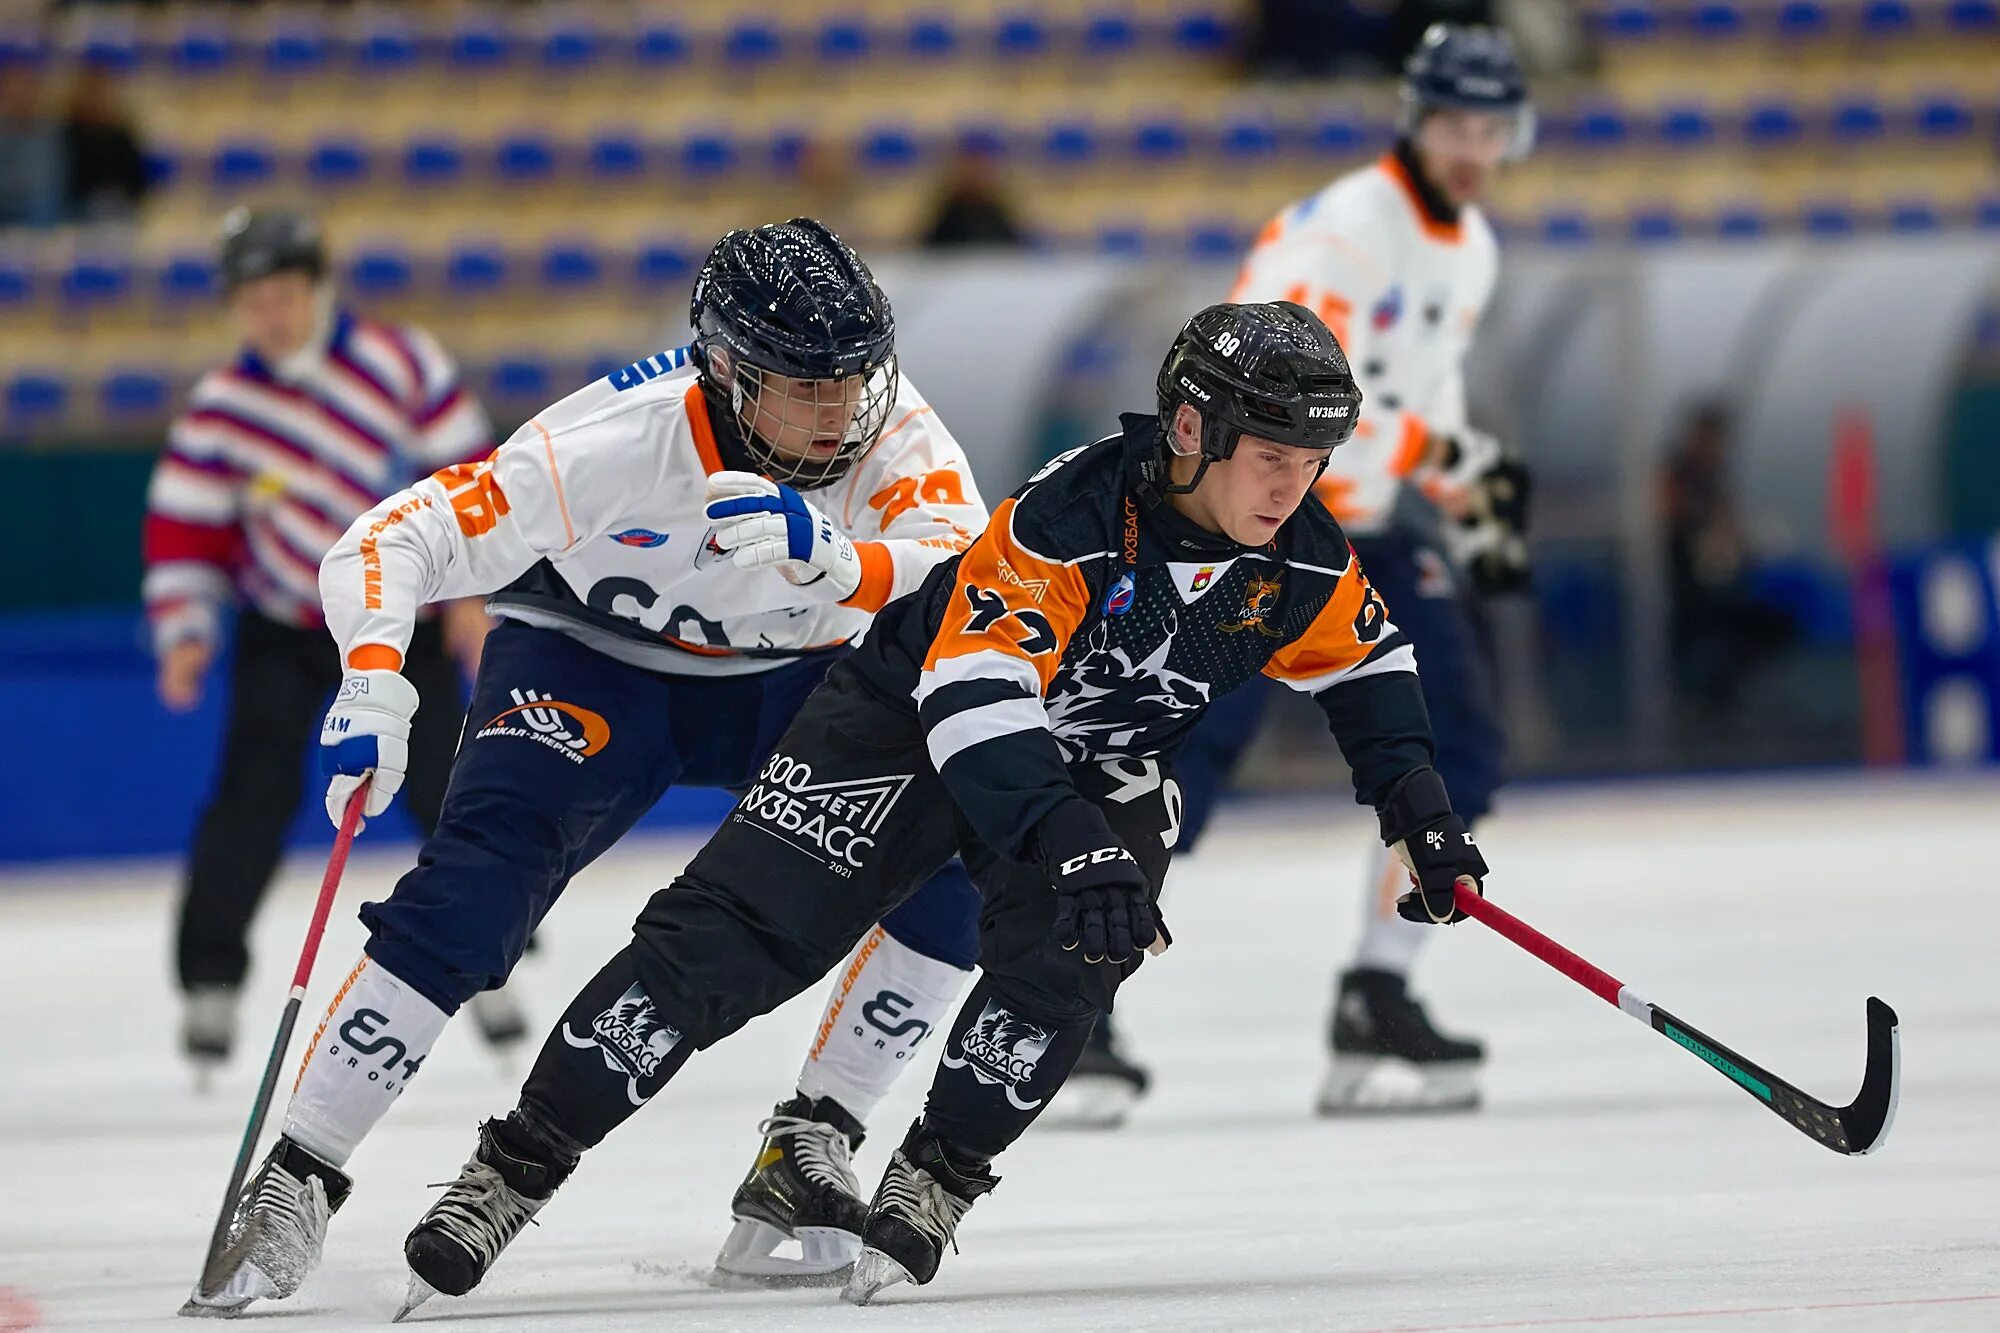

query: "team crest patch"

left=1103, top=572, right=1136, bottom=616
left=1373, top=285, right=1403, bottom=331
left=940, top=1000, right=1056, bottom=1111
left=561, top=980, right=684, bottom=1107
left=1220, top=574, right=1285, bottom=637
left=1190, top=566, right=1215, bottom=593
left=609, top=528, right=669, bottom=548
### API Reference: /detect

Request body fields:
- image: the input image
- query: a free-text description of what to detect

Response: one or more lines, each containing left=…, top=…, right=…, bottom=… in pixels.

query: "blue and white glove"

left=704, top=471, right=862, bottom=600
left=320, top=669, right=419, bottom=828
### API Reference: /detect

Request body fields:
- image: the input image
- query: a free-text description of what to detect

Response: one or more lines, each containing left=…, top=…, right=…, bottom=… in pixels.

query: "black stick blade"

left=1763, top=996, right=1898, bottom=1156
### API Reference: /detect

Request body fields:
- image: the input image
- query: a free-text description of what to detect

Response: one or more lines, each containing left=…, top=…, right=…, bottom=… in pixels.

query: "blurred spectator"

left=0, top=62, right=66, bottom=229
left=1661, top=403, right=1796, bottom=712
left=920, top=143, right=1025, bottom=250
left=62, top=62, right=152, bottom=223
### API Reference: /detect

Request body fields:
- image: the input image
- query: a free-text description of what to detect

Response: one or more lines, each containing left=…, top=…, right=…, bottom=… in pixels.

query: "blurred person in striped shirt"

left=141, top=207, right=508, bottom=1081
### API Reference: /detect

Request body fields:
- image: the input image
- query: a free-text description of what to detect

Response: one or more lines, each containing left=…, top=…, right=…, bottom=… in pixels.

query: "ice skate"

left=841, top=1121, right=996, bottom=1305
left=467, top=987, right=529, bottom=1055
left=712, top=1094, right=866, bottom=1287
left=181, top=986, right=238, bottom=1088
left=1316, top=967, right=1485, bottom=1115
left=399, top=1116, right=573, bottom=1317
left=178, top=1137, right=349, bottom=1317
left=1037, top=1014, right=1149, bottom=1131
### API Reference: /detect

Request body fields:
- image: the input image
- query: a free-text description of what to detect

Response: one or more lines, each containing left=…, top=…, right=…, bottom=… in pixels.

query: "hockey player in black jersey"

left=395, top=301, right=1489, bottom=1308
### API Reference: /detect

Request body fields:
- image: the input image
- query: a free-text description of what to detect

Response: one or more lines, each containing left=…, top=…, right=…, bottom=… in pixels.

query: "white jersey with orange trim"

left=321, top=348, right=986, bottom=677
left=1230, top=151, right=1498, bottom=534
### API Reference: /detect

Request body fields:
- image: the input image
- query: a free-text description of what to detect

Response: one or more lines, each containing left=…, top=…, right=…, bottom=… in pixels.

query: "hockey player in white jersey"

left=1062, top=24, right=1534, bottom=1124
left=182, top=220, right=990, bottom=1315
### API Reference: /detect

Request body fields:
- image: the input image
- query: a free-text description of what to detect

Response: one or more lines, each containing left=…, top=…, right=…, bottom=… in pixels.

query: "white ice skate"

left=181, top=986, right=238, bottom=1090
left=179, top=1138, right=348, bottom=1318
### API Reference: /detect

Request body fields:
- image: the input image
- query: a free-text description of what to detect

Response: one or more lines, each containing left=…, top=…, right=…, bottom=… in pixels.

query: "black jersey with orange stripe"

left=845, top=412, right=1436, bottom=866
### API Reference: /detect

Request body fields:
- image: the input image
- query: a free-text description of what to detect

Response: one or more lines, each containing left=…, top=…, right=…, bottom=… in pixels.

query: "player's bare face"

left=1414, top=109, right=1513, bottom=207
left=746, top=371, right=867, bottom=463
left=1167, top=408, right=1330, bottom=545
left=230, top=271, right=320, bottom=362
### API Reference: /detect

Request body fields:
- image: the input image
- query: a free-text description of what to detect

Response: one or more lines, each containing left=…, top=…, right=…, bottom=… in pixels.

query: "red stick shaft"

left=1452, top=883, right=1627, bottom=1009
left=291, top=781, right=369, bottom=992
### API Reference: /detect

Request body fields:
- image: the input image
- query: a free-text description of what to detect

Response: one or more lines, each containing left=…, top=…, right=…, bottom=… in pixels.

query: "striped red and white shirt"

left=142, top=309, right=492, bottom=653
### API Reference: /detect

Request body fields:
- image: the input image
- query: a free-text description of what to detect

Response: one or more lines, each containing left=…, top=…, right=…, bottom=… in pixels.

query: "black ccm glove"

left=1377, top=768, right=1489, bottom=924
left=1036, top=801, right=1166, bottom=964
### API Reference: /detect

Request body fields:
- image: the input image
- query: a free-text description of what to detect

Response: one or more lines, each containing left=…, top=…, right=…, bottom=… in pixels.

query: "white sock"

left=794, top=926, right=970, bottom=1123
left=1350, top=842, right=1432, bottom=977
left=280, top=953, right=450, bottom=1168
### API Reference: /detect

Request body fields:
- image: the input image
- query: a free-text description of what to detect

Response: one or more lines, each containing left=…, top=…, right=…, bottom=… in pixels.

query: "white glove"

left=319, top=669, right=419, bottom=828
left=703, top=471, right=862, bottom=600
left=1436, top=427, right=1503, bottom=488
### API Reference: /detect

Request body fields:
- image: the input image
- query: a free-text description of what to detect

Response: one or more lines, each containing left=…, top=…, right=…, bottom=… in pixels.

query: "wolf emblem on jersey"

left=940, top=1000, right=1055, bottom=1111
left=562, top=981, right=685, bottom=1107
left=1219, top=574, right=1284, bottom=637
left=1045, top=615, right=1213, bottom=759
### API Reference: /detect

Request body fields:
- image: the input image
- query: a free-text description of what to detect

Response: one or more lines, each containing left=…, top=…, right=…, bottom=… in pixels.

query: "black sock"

left=920, top=976, right=1095, bottom=1160
left=517, top=943, right=697, bottom=1151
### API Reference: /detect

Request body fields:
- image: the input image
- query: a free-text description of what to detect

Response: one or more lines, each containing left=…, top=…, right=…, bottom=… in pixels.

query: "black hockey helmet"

left=690, top=217, right=898, bottom=490
left=1152, top=301, right=1363, bottom=495
left=218, top=206, right=326, bottom=290
left=1399, top=23, right=1535, bottom=159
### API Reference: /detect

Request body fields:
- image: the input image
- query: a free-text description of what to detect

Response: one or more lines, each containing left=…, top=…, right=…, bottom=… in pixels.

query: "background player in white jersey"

left=1064, top=24, right=1535, bottom=1123
left=184, top=220, right=990, bottom=1315
left=141, top=208, right=504, bottom=1081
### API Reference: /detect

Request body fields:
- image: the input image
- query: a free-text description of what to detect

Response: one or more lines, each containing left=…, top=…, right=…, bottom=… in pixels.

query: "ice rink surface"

left=2, top=774, right=1997, bottom=1332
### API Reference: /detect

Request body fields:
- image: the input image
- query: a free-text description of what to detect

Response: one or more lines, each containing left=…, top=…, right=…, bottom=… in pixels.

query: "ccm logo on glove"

left=1058, top=846, right=1138, bottom=876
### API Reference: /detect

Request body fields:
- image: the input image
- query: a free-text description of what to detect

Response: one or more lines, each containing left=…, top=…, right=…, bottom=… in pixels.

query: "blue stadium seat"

left=1887, top=197, right=1941, bottom=232
left=403, top=138, right=466, bottom=187
left=906, top=15, right=961, bottom=59
left=263, top=25, right=331, bottom=76
left=541, top=242, right=603, bottom=289
left=1569, top=103, right=1633, bottom=149
left=1307, top=109, right=1368, bottom=156
left=818, top=18, right=873, bottom=63
left=1714, top=202, right=1771, bottom=238
left=348, top=247, right=415, bottom=298
left=1627, top=206, right=1682, bottom=244
left=1171, top=10, right=1237, bottom=55
left=355, top=22, right=420, bottom=74
left=1082, top=12, right=1140, bottom=58
left=1913, top=94, right=1974, bottom=139
left=954, top=124, right=1010, bottom=159
left=588, top=133, right=645, bottom=179
left=81, top=34, right=141, bottom=73
left=635, top=23, right=691, bottom=67
left=495, top=134, right=559, bottom=182
left=0, top=34, right=49, bottom=68
left=1132, top=117, right=1190, bottom=163
left=1689, top=3, right=1747, bottom=40
left=489, top=358, right=553, bottom=404
left=1539, top=209, right=1596, bottom=245
left=1977, top=194, right=2000, bottom=230
left=859, top=126, right=922, bottom=173
left=168, top=28, right=234, bottom=75
left=209, top=141, right=278, bottom=191
left=1597, top=3, right=1663, bottom=40
left=635, top=241, right=696, bottom=287
left=143, top=148, right=181, bottom=191
left=307, top=139, right=372, bottom=189
left=1800, top=200, right=1857, bottom=237
left=765, top=129, right=811, bottom=175
left=1218, top=117, right=1278, bottom=161
left=1859, top=1, right=1918, bottom=36
left=724, top=21, right=784, bottom=67
left=446, top=245, right=509, bottom=296
left=541, top=21, right=606, bottom=70
left=1041, top=121, right=1101, bottom=167
left=1829, top=96, right=1887, bottom=142
left=158, top=255, right=219, bottom=304
left=1095, top=224, right=1152, bottom=257
left=1773, top=1, right=1831, bottom=39
left=449, top=19, right=512, bottom=71
left=993, top=13, right=1052, bottom=60
left=6, top=373, right=68, bottom=426
left=681, top=132, right=740, bottom=177
left=1946, top=0, right=1999, bottom=32
left=1656, top=103, right=1717, bottom=147
left=101, top=369, right=171, bottom=418
left=1741, top=100, right=1805, bottom=145
left=0, top=255, right=31, bottom=307
left=1187, top=221, right=1246, bottom=260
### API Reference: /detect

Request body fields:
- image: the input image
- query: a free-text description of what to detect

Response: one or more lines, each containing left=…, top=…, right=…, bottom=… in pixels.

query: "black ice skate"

left=711, top=1093, right=867, bottom=1286
left=179, top=1137, right=350, bottom=1317
left=1036, top=1013, right=1150, bottom=1131
left=397, top=1116, right=574, bottom=1321
left=842, top=1121, right=998, bottom=1306
left=1317, top=966, right=1485, bottom=1115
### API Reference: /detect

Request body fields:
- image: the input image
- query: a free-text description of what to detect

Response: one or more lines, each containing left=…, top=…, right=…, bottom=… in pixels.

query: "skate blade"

left=712, top=1218, right=859, bottom=1287
left=1315, top=1056, right=1482, bottom=1116
left=178, top=1252, right=281, bottom=1319
left=176, top=1291, right=248, bottom=1319
left=1036, top=1073, right=1141, bottom=1131
left=842, top=1248, right=914, bottom=1306
left=392, top=1273, right=439, bottom=1323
